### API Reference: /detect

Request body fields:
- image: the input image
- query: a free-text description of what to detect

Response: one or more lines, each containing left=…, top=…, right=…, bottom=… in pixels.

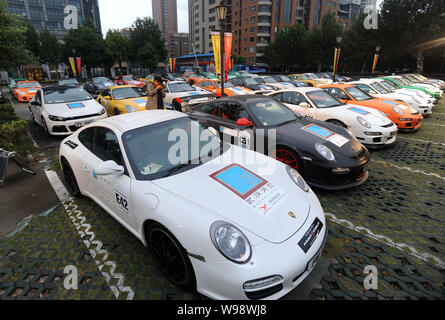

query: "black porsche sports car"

left=228, top=77, right=276, bottom=92
left=187, top=95, right=370, bottom=190
left=84, top=77, right=115, bottom=95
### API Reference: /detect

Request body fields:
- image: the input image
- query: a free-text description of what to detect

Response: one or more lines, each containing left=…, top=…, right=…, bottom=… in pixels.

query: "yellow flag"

left=211, top=32, right=221, bottom=82
left=69, top=57, right=76, bottom=76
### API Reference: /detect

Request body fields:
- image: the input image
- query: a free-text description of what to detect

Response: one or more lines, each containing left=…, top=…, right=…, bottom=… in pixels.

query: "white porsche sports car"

left=268, top=88, right=398, bottom=147
left=255, top=76, right=296, bottom=91
left=29, top=85, right=107, bottom=136
left=59, top=110, right=327, bottom=300
left=372, top=78, right=436, bottom=106
left=164, top=81, right=215, bottom=112
left=351, top=79, right=433, bottom=115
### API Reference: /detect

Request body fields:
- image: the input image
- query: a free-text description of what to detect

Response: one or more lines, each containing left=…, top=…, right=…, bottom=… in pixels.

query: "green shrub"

left=0, top=120, right=34, bottom=156
left=0, top=104, right=19, bottom=126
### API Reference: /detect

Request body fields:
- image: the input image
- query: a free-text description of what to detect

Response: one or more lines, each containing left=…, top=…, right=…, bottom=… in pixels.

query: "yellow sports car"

left=97, top=85, right=148, bottom=116
left=288, top=73, right=328, bottom=87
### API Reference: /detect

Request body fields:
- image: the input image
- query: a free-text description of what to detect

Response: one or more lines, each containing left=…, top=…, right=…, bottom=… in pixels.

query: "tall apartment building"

left=5, top=0, right=101, bottom=40
left=152, top=0, right=178, bottom=33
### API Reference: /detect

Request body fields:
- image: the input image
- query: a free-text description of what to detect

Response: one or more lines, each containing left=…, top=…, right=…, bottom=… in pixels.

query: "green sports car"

left=381, top=76, right=440, bottom=100
left=198, top=72, right=217, bottom=79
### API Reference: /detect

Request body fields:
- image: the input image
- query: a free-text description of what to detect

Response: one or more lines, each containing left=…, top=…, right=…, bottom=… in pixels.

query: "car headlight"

left=98, top=107, right=106, bottom=115
left=48, top=115, right=66, bottom=121
left=315, top=143, right=335, bottom=161
left=125, top=105, right=138, bottom=113
left=210, top=221, right=251, bottom=264
left=286, top=166, right=309, bottom=192
left=392, top=106, right=403, bottom=115
left=357, top=116, right=371, bottom=128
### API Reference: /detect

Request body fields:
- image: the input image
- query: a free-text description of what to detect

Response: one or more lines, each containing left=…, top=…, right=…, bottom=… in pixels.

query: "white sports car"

left=351, top=79, right=433, bottom=115
left=164, top=81, right=215, bottom=112
left=372, top=78, right=436, bottom=106
left=392, top=75, right=443, bottom=97
left=255, top=76, right=296, bottom=91
left=268, top=88, right=398, bottom=147
left=59, top=111, right=327, bottom=300
left=29, top=85, right=107, bottom=136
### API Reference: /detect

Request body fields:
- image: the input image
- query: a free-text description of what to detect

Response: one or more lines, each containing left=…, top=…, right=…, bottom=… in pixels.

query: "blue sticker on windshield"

left=348, top=107, right=369, bottom=115
left=210, top=164, right=267, bottom=199
left=302, top=124, right=335, bottom=138
left=382, top=100, right=398, bottom=106
left=67, top=102, right=84, bottom=109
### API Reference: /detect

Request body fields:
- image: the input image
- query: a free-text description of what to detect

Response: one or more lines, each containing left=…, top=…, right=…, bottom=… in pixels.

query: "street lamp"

left=333, top=36, right=343, bottom=82
left=216, top=3, right=228, bottom=97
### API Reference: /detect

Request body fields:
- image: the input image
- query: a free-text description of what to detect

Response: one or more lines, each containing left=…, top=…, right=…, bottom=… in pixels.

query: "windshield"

left=93, top=77, right=111, bottom=84
left=169, top=83, right=195, bottom=93
left=346, top=86, right=373, bottom=101
left=307, top=90, right=342, bottom=108
left=44, top=87, right=92, bottom=104
left=242, top=77, right=260, bottom=85
left=247, top=99, right=296, bottom=127
left=60, top=79, right=78, bottom=85
left=354, top=83, right=374, bottom=94
left=278, top=75, right=292, bottom=82
left=17, top=82, right=40, bottom=89
left=381, top=80, right=398, bottom=91
left=300, top=75, right=310, bottom=80
left=391, top=78, right=407, bottom=86
left=307, top=73, right=317, bottom=79
left=112, top=87, right=146, bottom=100
left=253, top=77, right=266, bottom=84
left=371, top=82, right=391, bottom=94
left=122, top=117, right=222, bottom=180
left=264, top=76, right=278, bottom=83
left=214, top=82, right=233, bottom=88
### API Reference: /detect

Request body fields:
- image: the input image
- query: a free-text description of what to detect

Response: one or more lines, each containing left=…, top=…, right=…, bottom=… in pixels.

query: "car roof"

left=274, top=87, right=322, bottom=93
left=168, top=81, right=188, bottom=84
left=42, top=85, right=81, bottom=92
left=98, top=110, right=187, bottom=132
left=109, top=85, right=140, bottom=90
left=321, top=83, right=354, bottom=88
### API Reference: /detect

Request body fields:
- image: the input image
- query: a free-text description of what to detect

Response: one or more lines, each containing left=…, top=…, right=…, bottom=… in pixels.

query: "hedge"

left=0, top=104, right=34, bottom=156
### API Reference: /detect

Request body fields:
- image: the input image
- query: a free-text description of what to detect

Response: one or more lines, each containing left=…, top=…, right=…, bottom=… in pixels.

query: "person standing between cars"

left=145, top=76, right=166, bottom=110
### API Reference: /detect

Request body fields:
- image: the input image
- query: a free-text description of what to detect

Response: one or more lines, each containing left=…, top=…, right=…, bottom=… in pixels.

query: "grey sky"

left=98, top=0, right=189, bottom=36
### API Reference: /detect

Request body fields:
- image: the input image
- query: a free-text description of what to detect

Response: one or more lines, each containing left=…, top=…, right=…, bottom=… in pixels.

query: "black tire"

left=61, top=159, right=81, bottom=197
left=30, top=108, right=36, bottom=123
left=146, top=222, right=196, bottom=290
left=41, top=117, right=51, bottom=136
left=114, top=108, right=121, bottom=116
left=328, top=119, right=347, bottom=128
left=273, top=146, right=304, bottom=175
left=173, top=101, right=181, bottom=112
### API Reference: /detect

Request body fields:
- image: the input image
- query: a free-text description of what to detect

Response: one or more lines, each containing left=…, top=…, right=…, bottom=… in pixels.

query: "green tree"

left=105, top=29, right=129, bottom=75
left=129, top=17, right=168, bottom=71
left=39, top=27, right=61, bottom=65
left=0, top=0, right=33, bottom=70
left=234, top=55, right=247, bottom=64
left=263, top=23, right=309, bottom=71
left=63, top=18, right=105, bottom=76
left=25, top=23, right=40, bottom=61
left=378, top=0, right=445, bottom=72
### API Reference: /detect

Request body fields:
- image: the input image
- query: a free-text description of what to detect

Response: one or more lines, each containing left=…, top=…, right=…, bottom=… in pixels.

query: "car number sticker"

left=67, top=102, right=85, bottom=109
left=210, top=164, right=288, bottom=216
left=298, top=217, right=323, bottom=253
left=348, top=107, right=369, bottom=115
left=133, top=98, right=146, bottom=106
left=220, top=127, right=251, bottom=148
left=29, top=89, right=37, bottom=92
left=302, top=124, right=349, bottom=147
left=115, top=190, right=129, bottom=213
left=382, top=99, right=398, bottom=106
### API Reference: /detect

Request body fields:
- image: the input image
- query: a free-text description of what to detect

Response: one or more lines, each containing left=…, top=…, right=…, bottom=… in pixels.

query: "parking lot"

left=0, top=90, right=444, bottom=300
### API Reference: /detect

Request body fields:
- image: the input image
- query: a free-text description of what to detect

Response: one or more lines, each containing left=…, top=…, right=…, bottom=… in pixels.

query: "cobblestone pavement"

left=0, top=97, right=444, bottom=300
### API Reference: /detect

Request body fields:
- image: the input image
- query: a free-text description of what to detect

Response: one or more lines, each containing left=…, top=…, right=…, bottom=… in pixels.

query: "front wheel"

left=272, top=147, right=303, bottom=173
left=61, top=159, right=81, bottom=197
left=147, top=222, right=196, bottom=290
left=41, top=117, right=50, bottom=136
left=328, top=119, right=347, bottom=128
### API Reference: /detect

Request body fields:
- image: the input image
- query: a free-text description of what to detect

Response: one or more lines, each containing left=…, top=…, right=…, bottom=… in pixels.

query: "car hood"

left=96, top=82, right=114, bottom=88
left=124, top=97, right=148, bottom=110
left=344, top=103, right=393, bottom=126
left=44, top=99, right=104, bottom=117
left=276, top=118, right=362, bottom=156
left=16, top=87, right=40, bottom=95
left=153, top=146, right=311, bottom=244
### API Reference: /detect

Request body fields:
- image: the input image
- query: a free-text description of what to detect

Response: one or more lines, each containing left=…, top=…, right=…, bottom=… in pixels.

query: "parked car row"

left=7, top=70, right=439, bottom=300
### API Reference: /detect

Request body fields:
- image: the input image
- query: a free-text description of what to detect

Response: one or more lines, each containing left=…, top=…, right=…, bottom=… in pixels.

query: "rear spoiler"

left=175, top=93, right=216, bottom=112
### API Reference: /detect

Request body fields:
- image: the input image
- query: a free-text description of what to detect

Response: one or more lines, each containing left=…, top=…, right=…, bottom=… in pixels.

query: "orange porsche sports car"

left=321, top=83, right=423, bottom=131
left=13, top=81, right=41, bottom=102
left=194, top=79, right=252, bottom=97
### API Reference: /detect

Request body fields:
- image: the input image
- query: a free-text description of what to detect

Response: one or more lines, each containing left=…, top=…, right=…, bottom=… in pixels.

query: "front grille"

left=68, top=126, right=81, bottom=132
left=64, top=113, right=101, bottom=121
left=350, top=147, right=367, bottom=160
left=245, top=284, right=283, bottom=300
left=381, top=123, right=393, bottom=128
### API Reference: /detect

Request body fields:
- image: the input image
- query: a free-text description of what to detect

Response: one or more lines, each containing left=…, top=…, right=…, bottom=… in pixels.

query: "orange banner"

left=224, top=32, right=232, bottom=81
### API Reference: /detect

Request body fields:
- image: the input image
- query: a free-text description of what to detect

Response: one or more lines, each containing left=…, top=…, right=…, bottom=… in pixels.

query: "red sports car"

left=114, top=75, right=145, bottom=89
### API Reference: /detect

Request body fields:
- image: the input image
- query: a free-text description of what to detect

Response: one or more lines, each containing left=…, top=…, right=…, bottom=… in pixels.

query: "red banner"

left=76, top=58, right=81, bottom=76
left=173, top=58, right=176, bottom=73
left=224, top=32, right=232, bottom=81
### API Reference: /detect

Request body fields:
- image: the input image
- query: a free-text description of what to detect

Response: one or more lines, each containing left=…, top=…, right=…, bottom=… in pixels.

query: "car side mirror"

left=94, top=160, right=124, bottom=176
left=31, top=100, right=41, bottom=106
left=236, top=118, right=253, bottom=127
left=103, top=96, right=111, bottom=100
left=299, top=102, right=311, bottom=108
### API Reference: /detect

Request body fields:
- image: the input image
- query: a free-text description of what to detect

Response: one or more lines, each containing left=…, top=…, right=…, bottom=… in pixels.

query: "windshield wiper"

left=164, top=160, right=196, bottom=177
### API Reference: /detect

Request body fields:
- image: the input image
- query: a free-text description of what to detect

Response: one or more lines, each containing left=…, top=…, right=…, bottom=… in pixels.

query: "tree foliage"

left=39, top=27, right=61, bottom=65
left=0, top=0, right=33, bottom=70
left=104, top=29, right=129, bottom=72
left=129, top=17, right=168, bottom=70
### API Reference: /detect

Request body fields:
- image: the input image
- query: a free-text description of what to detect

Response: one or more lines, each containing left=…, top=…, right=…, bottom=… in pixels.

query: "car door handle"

left=82, top=163, right=89, bottom=171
